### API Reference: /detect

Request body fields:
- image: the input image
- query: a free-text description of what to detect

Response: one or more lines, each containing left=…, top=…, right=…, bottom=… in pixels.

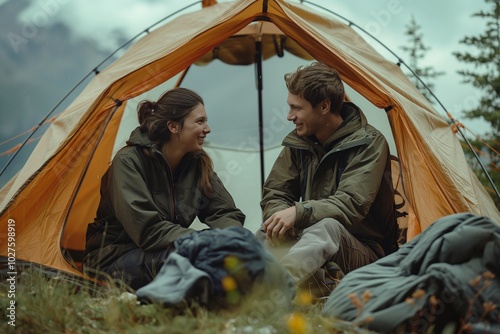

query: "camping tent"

left=1, top=0, right=499, bottom=278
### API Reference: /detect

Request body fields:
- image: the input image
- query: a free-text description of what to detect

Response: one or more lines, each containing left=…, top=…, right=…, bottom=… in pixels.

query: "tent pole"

left=255, top=36, right=265, bottom=191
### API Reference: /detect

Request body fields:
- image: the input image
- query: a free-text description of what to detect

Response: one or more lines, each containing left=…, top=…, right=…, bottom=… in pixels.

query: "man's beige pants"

left=256, top=218, right=379, bottom=285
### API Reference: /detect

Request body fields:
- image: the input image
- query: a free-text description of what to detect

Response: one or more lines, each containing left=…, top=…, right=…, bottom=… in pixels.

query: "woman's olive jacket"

left=84, top=128, right=245, bottom=270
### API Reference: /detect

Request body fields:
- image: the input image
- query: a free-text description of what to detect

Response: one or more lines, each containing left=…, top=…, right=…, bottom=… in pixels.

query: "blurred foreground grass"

left=0, top=267, right=365, bottom=334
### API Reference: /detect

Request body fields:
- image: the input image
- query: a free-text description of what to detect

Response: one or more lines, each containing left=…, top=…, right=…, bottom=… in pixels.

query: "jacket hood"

left=126, top=127, right=157, bottom=149
left=283, top=102, right=368, bottom=149
left=125, top=126, right=199, bottom=169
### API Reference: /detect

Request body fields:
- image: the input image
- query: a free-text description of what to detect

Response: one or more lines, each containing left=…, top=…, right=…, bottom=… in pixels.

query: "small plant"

left=347, top=290, right=374, bottom=328
left=458, top=271, right=498, bottom=333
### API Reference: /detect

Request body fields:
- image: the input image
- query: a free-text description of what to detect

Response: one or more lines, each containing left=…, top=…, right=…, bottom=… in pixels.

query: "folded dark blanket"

left=137, top=226, right=295, bottom=310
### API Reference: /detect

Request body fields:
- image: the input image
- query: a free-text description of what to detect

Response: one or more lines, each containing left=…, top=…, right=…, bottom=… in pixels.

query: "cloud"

left=0, top=0, right=495, bottom=192
left=1, top=0, right=493, bottom=141
left=16, top=0, right=199, bottom=52
left=312, top=0, right=492, bottom=134
left=0, top=0, right=116, bottom=181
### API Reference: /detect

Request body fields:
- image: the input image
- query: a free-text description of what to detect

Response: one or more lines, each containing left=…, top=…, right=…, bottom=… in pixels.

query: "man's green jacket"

left=261, top=102, right=397, bottom=257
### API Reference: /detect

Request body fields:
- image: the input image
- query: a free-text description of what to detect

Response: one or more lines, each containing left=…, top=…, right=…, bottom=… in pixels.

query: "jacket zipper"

left=157, top=150, right=193, bottom=224
left=171, top=163, right=192, bottom=223
left=155, top=148, right=176, bottom=223
left=320, top=137, right=372, bottom=164
left=286, top=137, right=372, bottom=198
left=167, top=167, right=176, bottom=223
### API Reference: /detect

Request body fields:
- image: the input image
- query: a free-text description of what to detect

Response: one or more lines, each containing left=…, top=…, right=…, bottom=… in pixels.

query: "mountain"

left=0, top=0, right=120, bottom=186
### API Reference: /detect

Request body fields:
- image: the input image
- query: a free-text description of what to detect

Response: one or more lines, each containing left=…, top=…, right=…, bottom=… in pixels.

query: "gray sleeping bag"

left=322, top=213, right=500, bottom=333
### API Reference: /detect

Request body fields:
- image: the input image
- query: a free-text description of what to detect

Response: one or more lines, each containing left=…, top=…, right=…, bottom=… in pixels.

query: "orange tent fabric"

left=1, top=0, right=498, bottom=277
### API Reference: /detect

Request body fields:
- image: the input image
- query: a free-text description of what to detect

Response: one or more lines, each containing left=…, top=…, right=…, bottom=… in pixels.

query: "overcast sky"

left=8, top=0, right=493, bottom=129
left=0, top=0, right=494, bottom=182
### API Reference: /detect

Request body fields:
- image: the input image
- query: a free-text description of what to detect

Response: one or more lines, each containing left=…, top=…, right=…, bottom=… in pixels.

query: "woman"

left=83, top=87, right=246, bottom=290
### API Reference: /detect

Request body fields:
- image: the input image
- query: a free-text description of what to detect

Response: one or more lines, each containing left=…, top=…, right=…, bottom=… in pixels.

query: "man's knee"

left=304, top=218, right=344, bottom=237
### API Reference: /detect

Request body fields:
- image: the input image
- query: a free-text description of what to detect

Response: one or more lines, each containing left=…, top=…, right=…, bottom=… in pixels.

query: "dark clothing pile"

left=322, top=213, right=500, bottom=333
left=136, top=227, right=295, bottom=310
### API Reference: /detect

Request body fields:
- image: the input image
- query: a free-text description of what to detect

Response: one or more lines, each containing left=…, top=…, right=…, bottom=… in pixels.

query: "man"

left=257, top=62, right=398, bottom=295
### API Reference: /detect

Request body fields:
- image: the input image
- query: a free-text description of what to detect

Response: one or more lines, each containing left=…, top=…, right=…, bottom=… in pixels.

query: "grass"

left=0, top=267, right=366, bottom=334
left=3, top=265, right=495, bottom=333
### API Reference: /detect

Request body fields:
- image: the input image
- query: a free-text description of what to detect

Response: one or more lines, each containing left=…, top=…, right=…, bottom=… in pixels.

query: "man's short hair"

left=284, top=62, right=345, bottom=113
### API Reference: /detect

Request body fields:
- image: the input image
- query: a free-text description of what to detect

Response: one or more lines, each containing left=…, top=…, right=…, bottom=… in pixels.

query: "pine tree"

left=454, top=0, right=500, bottom=208
left=453, top=0, right=500, bottom=133
left=400, top=15, right=444, bottom=103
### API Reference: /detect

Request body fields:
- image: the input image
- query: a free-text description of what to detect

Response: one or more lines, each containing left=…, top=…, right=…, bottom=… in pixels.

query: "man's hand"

left=263, top=206, right=296, bottom=244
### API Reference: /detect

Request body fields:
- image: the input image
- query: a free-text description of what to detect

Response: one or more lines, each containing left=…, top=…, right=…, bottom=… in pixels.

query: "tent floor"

left=0, top=256, right=101, bottom=294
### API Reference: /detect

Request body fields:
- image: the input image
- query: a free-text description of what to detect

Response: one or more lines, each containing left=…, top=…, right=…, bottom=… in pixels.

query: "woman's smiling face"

left=178, top=103, right=211, bottom=153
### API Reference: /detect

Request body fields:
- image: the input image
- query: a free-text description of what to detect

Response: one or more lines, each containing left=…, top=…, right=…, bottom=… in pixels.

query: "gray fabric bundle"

left=322, top=213, right=500, bottom=333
